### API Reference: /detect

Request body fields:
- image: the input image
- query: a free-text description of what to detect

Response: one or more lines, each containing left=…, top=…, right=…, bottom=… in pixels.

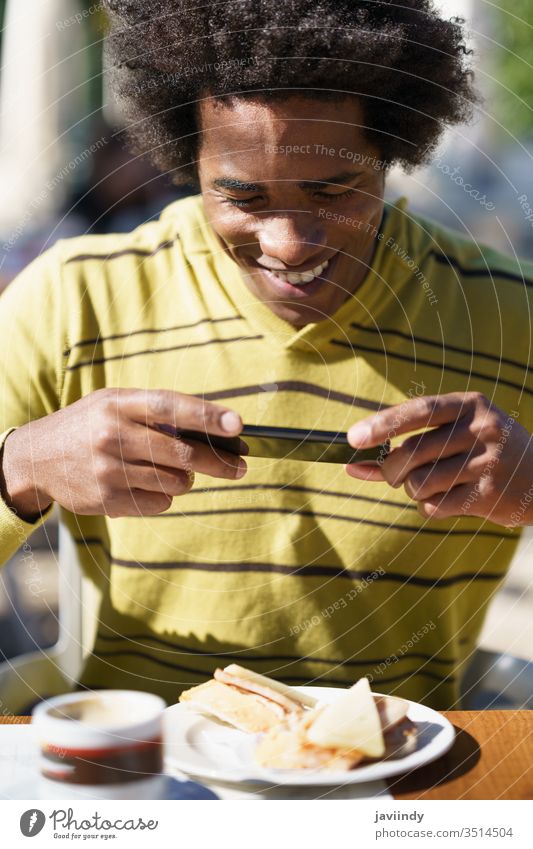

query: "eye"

left=313, top=188, right=357, bottom=202
left=222, top=196, right=263, bottom=208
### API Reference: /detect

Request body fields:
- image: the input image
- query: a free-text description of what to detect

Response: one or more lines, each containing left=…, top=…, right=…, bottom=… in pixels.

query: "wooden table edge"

left=1, top=710, right=531, bottom=800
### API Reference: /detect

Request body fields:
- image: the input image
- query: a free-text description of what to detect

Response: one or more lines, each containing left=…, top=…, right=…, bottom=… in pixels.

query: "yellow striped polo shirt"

left=1, top=193, right=532, bottom=709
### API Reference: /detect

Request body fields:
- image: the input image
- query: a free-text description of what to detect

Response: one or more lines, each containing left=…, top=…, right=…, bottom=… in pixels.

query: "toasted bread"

left=179, top=679, right=287, bottom=733
left=179, top=666, right=314, bottom=733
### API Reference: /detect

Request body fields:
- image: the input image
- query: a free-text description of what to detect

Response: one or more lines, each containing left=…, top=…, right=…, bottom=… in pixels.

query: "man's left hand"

left=346, top=391, right=533, bottom=527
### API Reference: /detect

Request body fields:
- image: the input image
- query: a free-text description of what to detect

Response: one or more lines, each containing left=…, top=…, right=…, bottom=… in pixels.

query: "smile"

left=249, top=252, right=340, bottom=301
left=267, top=258, right=330, bottom=286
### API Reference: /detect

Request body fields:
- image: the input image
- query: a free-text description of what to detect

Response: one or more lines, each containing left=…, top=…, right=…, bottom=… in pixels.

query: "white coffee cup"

left=32, top=690, right=166, bottom=799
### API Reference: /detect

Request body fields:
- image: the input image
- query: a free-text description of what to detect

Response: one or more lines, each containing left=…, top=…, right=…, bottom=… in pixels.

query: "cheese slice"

left=306, top=677, right=385, bottom=758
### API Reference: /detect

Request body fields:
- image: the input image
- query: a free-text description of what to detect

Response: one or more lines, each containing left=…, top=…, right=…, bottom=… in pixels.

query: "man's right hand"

left=0, top=388, right=247, bottom=520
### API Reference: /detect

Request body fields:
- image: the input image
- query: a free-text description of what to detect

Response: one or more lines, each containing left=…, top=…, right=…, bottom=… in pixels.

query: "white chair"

left=0, top=523, right=84, bottom=715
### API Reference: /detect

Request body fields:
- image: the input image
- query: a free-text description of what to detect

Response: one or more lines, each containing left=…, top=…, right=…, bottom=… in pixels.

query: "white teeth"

left=269, top=259, right=330, bottom=286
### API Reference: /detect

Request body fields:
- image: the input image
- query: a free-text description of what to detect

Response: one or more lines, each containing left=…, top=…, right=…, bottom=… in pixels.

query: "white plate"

left=164, top=686, right=455, bottom=787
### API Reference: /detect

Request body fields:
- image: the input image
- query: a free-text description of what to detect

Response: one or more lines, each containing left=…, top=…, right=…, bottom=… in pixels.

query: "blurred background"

left=0, top=1, right=531, bottom=682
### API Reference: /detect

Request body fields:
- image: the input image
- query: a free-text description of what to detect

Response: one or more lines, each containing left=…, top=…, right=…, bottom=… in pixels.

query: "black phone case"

left=157, top=423, right=389, bottom=465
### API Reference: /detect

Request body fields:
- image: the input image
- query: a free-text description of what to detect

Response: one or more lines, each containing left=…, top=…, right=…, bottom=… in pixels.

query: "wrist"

left=0, top=429, right=52, bottom=521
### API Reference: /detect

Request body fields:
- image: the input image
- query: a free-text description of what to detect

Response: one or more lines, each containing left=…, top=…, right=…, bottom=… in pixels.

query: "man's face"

left=197, top=96, right=386, bottom=327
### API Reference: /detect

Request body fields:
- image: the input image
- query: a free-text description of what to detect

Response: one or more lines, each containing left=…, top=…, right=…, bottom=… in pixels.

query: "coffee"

left=48, top=695, right=157, bottom=727
left=33, top=690, right=166, bottom=797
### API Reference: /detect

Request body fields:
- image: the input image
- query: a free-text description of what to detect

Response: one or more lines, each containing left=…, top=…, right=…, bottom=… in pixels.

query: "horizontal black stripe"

left=65, top=334, right=263, bottom=371
left=110, top=555, right=506, bottom=586
left=284, top=670, right=455, bottom=685
left=65, top=316, right=243, bottom=353
left=198, top=381, right=383, bottom=410
left=191, top=483, right=418, bottom=512
left=91, top=649, right=215, bottom=679
left=157, top=505, right=515, bottom=539
left=64, top=237, right=178, bottom=264
left=74, top=536, right=109, bottom=551
left=331, top=340, right=532, bottom=396
left=431, top=251, right=533, bottom=288
left=349, top=322, right=530, bottom=374
left=79, top=670, right=454, bottom=690
left=73, top=536, right=510, bottom=584
left=92, top=648, right=455, bottom=685
left=95, top=631, right=457, bottom=667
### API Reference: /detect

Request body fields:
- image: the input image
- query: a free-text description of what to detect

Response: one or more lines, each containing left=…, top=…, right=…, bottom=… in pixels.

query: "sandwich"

left=255, top=677, right=417, bottom=771
left=179, top=666, right=417, bottom=772
left=179, top=664, right=317, bottom=733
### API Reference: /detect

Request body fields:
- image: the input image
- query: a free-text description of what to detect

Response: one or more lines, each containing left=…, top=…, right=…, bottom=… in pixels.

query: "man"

left=0, top=0, right=531, bottom=709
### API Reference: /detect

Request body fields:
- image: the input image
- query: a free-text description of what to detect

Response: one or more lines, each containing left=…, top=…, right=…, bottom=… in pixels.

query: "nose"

left=256, top=214, right=327, bottom=268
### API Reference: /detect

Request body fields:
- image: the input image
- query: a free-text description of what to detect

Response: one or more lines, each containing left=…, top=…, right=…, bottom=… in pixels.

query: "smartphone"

left=157, top=423, right=389, bottom=465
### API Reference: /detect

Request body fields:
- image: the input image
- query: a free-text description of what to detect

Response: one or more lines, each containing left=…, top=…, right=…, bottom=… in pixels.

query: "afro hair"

left=103, top=0, right=478, bottom=188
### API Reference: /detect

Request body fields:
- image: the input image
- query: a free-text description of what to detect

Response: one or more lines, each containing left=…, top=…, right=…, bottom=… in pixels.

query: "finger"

left=347, top=392, right=476, bottom=448
left=381, top=419, right=476, bottom=488
left=105, top=490, right=173, bottom=518
left=416, top=483, right=481, bottom=520
left=345, top=463, right=386, bottom=482
left=403, top=453, right=485, bottom=502
left=124, top=463, right=195, bottom=497
left=119, top=388, right=244, bottom=436
left=123, top=425, right=247, bottom=481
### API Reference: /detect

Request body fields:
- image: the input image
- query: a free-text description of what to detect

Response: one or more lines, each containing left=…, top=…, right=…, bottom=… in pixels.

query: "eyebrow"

left=212, top=171, right=363, bottom=192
